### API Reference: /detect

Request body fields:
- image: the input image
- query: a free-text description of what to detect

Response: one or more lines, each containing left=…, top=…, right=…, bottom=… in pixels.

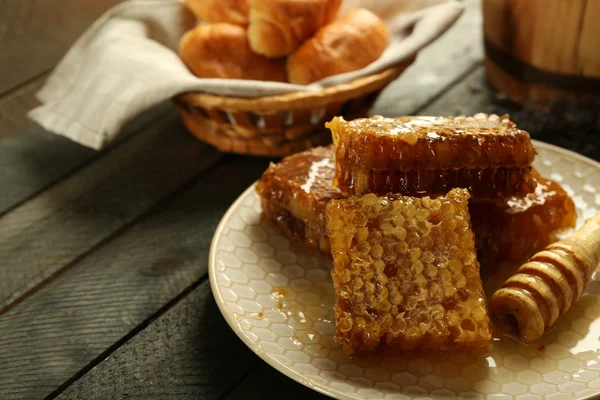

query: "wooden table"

left=2, top=1, right=599, bottom=399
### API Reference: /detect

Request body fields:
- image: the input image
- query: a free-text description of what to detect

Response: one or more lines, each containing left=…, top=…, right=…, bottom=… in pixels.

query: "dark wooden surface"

left=2, top=1, right=599, bottom=399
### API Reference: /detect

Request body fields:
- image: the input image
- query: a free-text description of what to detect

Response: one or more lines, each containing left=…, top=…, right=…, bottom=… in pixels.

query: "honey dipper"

left=490, top=210, right=600, bottom=342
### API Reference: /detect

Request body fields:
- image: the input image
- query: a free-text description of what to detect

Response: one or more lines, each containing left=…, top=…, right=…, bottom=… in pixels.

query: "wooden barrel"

left=483, top=0, right=600, bottom=103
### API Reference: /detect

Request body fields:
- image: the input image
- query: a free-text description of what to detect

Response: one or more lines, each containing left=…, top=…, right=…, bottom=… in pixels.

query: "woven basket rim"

left=177, top=60, right=413, bottom=111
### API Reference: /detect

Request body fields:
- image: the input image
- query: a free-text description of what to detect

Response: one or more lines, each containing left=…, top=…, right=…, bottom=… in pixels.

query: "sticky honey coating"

left=490, top=210, right=600, bottom=343
left=327, top=114, right=537, bottom=198
left=326, top=188, right=491, bottom=354
left=470, top=169, right=577, bottom=273
left=256, top=146, right=342, bottom=254
left=260, top=197, right=331, bottom=254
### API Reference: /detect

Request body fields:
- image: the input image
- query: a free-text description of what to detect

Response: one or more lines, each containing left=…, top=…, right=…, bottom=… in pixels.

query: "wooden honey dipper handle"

left=490, top=211, right=600, bottom=342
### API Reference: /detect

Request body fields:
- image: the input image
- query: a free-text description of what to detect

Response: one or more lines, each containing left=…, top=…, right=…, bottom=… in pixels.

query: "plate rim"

left=208, top=140, right=600, bottom=400
left=208, top=183, right=353, bottom=399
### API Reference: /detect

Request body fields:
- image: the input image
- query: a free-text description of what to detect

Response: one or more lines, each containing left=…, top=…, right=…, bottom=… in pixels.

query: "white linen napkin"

left=28, top=0, right=463, bottom=150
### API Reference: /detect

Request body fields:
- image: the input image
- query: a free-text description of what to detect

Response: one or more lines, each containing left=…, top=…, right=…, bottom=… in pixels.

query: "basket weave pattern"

left=174, top=62, right=412, bottom=156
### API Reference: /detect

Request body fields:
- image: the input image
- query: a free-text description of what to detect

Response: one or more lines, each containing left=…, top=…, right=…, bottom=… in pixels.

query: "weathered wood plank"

left=0, top=155, right=270, bottom=400
left=419, top=66, right=600, bottom=161
left=56, top=281, right=261, bottom=400
left=0, top=0, right=125, bottom=95
left=223, top=364, right=328, bottom=400
left=0, top=74, right=172, bottom=215
left=374, top=0, right=483, bottom=116
left=0, top=73, right=45, bottom=141
left=0, top=112, right=223, bottom=313
left=36, top=3, right=490, bottom=398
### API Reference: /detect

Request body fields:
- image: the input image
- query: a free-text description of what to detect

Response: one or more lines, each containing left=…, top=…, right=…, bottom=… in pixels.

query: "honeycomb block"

left=470, top=169, right=577, bottom=273
left=327, top=114, right=537, bottom=199
left=256, top=146, right=343, bottom=254
left=326, top=188, right=491, bottom=354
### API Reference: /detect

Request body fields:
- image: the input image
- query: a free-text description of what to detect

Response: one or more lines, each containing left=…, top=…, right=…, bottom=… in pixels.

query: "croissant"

left=178, top=24, right=286, bottom=82
left=490, top=210, right=600, bottom=342
left=248, top=0, right=342, bottom=58
left=184, top=0, right=250, bottom=26
left=287, top=8, right=389, bottom=85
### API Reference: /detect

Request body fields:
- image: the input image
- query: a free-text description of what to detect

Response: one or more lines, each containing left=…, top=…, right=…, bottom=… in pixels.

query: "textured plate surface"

left=209, top=141, right=600, bottom=400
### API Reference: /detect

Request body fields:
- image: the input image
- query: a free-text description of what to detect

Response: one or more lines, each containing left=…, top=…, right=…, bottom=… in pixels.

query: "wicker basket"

left=174, top=60, right=413, bottom=156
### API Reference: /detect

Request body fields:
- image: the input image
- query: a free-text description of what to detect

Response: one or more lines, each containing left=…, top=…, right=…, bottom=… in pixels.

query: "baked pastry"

left=287, top=8, right=389, bottom=85
left=184, top=0, right=250, bottom=26
left=248, top=0, right=342, bottom=58
left=490, top=210, right=600, bottom=343
left=326, top=189, right=491, bottom=354
left=470, top=169, right=577, bottom=273
left=178, top=23, right=286, bottom=81
left=256, top=146, right=343, bottom=254
left=327, top=114, right=537, bottom=199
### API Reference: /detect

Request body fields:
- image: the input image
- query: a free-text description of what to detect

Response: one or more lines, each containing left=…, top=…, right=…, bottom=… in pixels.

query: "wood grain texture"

left=0, top=0, right=125, bottom=95
left=57, top=281, right=261, bottom=400
left=0, top=72, right=45, bottom=140
left=0, top=74, right=172, bottom=215
left=27, top=3, right=491, bottom=398
left=373, top=0, right=483, bottom=116
left=0, top=112, right=222, bottom=313
left=223, top=364, right=327, bottom=400
left=0, top=155, right=271, bottom=400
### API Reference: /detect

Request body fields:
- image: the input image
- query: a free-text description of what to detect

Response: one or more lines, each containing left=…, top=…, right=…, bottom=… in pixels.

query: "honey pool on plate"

left=210, top=142, right=600, bottom=400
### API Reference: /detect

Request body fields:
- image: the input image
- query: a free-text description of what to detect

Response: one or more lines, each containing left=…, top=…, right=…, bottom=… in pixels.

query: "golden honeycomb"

left=325, top=188, right=491, bottom=354
left=470, top=169, right=577, bottom=273
left=256, top=146, right=343, bottom=254
left=327, top=114, right=537, bottom=199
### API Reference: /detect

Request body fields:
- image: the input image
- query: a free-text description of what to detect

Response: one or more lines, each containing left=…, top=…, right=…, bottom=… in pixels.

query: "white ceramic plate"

left=209, top=141, right=600, bottom=400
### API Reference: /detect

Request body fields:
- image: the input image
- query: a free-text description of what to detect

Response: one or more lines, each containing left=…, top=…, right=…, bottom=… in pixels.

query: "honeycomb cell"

left=418, top=375, right=445, bottom=391
left=248, top=279, right=271, bottom=294
left=470, top=170, right=577, bottom=272
left=259, top=340, right=285, bottom=355
left=312, top=357, right=337, bottom=371
left=445, top=377, right=472, bottom=392
left=530, top=358, right=557, bottom=374
left=530, top=382, right=557, bottom=395
left=461, top=364, right=489, bottom=381
left=338, top=363, right=365, bottom=378
left=544, top=343, right=571, bottom=360
left=282, top=265, right=305, bottom=279
left=327, top=114, right=536, bottom=199
left=471, top=380, right=500, bottom=394
left=256, top=146, right=342, bottom=255
left=488, top=367, right=515, bottom=384
left=356, top=388, right=385, bottom=399
left=401, top=385, right=428, bottom=397
left=434, top=361, right=461, bottom=379
left=502, top=382, right=527, bottom=395
left=515, top=394, right=542, bottom=400
left=326, top=189, right=491, bottom=354
left=558, top=358, right=585, bottom=373
left=391, top=372, right=418, bottom=386
left=374, top=381, right=401, bottom=394
left=364, top=367, right=391, bottom=383
left=242, top=263, right=267, bottom=279
left=229, top=230, right=252, bottom=247
left=517, top=370, right=542, bottom=385
left=543, top=370, right=570, bottom=385
left=573, top=369, right=598, bottom=382
left=298, top=292, right=320, bottom=306
left=559, top=381, right=586, bottom=393
left=503, top=354, right=530, bottom=371
left=274, top=250, right=297, bottom=265
left=231, top=283, right=256, bottom=299
left=235, top=247, right=259, bottom=263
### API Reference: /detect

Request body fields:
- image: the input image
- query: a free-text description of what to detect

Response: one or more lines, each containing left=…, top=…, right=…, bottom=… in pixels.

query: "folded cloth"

left=28, top=0, right=463, bottom=150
